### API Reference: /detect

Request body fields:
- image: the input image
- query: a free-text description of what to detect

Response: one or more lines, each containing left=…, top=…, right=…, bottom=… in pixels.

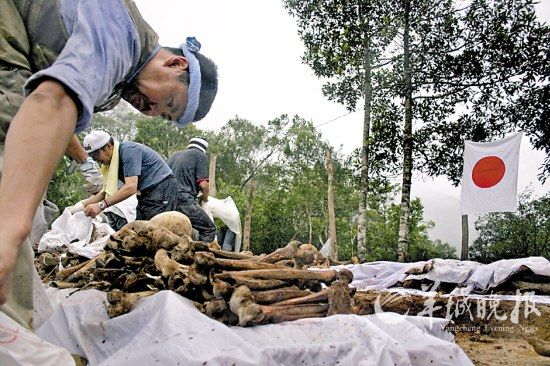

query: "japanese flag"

left=460, top=132, right=522, bottom=214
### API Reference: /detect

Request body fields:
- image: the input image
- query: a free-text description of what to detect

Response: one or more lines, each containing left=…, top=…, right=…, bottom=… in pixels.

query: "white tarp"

left=0, top=311, right=75, bottom=366
left=451, top=256, right=550, bottom=295
left=36, top=290, right=472, bottom=366
left=332, top=257, right=550, bottom=295
left=331, top=261, right=422, bottom=290
left=404, top=259, right=483, bottom=285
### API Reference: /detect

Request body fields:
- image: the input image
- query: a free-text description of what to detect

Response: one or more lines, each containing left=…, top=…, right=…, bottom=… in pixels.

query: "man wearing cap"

left=168, top=137, right=217, bottom=241
left=0, top=0, right=218, bottom=349
left=75, top=130, right=178, bottom=223
left=77, top=131, right=216, bottom=244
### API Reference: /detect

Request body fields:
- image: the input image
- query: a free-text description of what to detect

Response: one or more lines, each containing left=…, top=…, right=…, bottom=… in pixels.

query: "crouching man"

left=74, top=130, right=216, bottom=242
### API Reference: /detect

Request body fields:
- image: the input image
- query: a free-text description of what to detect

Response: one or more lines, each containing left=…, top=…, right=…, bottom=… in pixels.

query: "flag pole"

left=460, top=214, right=469, bottom=260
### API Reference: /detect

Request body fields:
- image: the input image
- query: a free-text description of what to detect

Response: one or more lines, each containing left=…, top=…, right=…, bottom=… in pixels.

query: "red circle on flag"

left=471, top=156, right=506, bottom=188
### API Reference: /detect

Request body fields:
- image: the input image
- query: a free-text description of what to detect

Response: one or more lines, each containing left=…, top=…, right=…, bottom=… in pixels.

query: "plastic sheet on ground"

left=332, top=257, right=550, bottom=296
left=36, top=290, right=472, bottom=366
left=373, top=287, right=550, bottom=305
left=405, top=259, right=482, bottom=284
left=451, top=256, right=550, bottom=295
left=331, top=260, right=422, bottom=290
left=38, top=209, right=114, bottom=259
left=0, top=310, right=75, bottom=366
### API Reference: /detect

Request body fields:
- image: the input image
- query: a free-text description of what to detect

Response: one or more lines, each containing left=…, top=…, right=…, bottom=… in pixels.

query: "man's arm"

left=0, top=80, right=77, bottom=304
left=66, top=134, right=88, bottom=163
left=66, top=134, right=103, bottom=194
left=84, top=176, right=138, bottom=218
left=83, top=191, right=106, bottom=206
left=198, top=180, right=209, bottom=202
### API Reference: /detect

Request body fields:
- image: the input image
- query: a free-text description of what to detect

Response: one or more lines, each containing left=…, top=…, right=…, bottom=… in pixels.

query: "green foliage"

left=48, top=109, right=456, bottom=262
left=211, top=116, right=288, bottom=189
left=134, top=116, right=206, bottom=160
left=48, top=157, right=88, bottom=211
left=89, top=102, right=139, bottom=142
left=363, top=195, right=457, bottom=262
left=469, top=191, right=550, bottom=263
left=285, top=0, right=550, bottom=183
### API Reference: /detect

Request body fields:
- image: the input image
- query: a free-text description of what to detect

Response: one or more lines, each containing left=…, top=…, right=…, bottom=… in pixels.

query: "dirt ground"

left=353, top=290, right=550, bottom=365
left=452, top=295, right=549, bottom=365
left=455, top=333, right=549, bottom=366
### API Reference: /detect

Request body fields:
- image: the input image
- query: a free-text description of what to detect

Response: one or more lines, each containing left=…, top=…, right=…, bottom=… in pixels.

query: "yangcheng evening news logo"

left=373, top=281, right=542, bottom=330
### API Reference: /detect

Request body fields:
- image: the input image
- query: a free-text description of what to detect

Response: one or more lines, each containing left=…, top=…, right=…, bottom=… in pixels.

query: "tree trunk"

left=461, top=214, right=469, bottom=260
left=209, top=154, right=217, bottom=198
left=357, top=31, right=373, bottom=261
left=397, top=0, right=413, bottom=263
left=325, top=150, right=338, bottom=261
left=242, top=180, right=257, bottom=252
left=306, top=204, right=313, bottom=245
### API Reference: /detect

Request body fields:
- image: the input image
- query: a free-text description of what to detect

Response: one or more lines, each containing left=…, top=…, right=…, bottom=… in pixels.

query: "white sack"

left=320, top=238, right=330, bottom=257
left=202, top=196, right=242, bottom=252
left=38, top=209, right=114, bottom=259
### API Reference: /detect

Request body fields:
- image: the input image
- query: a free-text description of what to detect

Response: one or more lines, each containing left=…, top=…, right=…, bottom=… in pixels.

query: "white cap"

left=83, top=130, right=111, bottom=153
left=187, top=137, right=208, bottom=153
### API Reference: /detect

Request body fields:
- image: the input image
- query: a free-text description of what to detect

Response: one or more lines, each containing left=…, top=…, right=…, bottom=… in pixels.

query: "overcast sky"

left=133, top=0, right=550, bottom=253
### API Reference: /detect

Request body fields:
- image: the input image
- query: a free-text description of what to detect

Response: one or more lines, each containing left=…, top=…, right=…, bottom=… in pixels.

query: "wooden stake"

left=209, top=154, right=217, bottom=198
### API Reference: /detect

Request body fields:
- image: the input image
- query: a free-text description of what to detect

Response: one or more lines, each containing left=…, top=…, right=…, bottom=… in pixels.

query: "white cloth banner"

left=460, top=132, right=522, bottom=214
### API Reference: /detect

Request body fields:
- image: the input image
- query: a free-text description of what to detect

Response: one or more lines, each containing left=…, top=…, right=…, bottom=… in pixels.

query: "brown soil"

left=353, top=290, right=550, bottom=365
left=454, top=303, right=550, bottom=365
left=455, top=333, right=549, bottom=366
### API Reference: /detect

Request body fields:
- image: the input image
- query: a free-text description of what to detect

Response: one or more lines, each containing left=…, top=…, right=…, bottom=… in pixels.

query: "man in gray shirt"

left=78, top=131, right=216, bottom=242
left=168, top=137, right=216, bottom=242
